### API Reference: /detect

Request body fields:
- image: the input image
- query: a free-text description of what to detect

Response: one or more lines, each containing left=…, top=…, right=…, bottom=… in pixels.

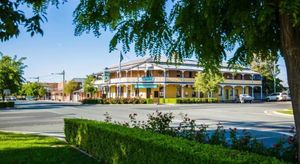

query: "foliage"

left=251, top=55, right=280, bottom=79
left=0, top=55, right=26, bottom=101
left=176, top=98, right=219, bottom=103
left=65, top=118, right=283, bottom=164
left=104, top=111, right=298, bottom=163
left=83, top=75, right=96, bottom=95
left=194, top=72, right=223, bottom=98
left=73, top=1, right=300, bottom=69
left=64, top=80, right=80, bottom=95
left=20, top=82, right=46, bottom=98
left=0, top=102, right=14, bottom=108
left=251, top=56, right=285, bottom=94
left=0, top=0, right=66, bottom=41
left=264, top=78, right=285, bottom=94
left=0, top=131, right=97, bottom=163
left=80, top=98, right=150, bottom=104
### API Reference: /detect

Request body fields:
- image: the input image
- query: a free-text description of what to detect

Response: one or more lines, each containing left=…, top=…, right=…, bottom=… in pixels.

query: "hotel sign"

left=135, top=84, right=157, bottom=89
left=103, top=72, right=110, bottom=82
left=141, top=76, right=153, bottom=82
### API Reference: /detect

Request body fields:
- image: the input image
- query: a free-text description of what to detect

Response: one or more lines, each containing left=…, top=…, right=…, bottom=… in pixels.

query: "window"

left=176, top=71, right=181, bottom=77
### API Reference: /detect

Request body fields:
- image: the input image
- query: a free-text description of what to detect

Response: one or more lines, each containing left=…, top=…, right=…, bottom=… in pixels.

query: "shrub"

left=65, top=119, right=283, bottom=164
left=81, top=99, right=102, bottom=104
left=146, top=98, right=153, bottom=104
left=0, top=101, right=15, bottom=108
left=80, top=98, right=149, bottom=104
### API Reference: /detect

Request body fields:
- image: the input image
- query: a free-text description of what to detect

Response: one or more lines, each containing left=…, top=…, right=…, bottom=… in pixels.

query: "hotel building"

left=94, top=57, right=263, bottom=101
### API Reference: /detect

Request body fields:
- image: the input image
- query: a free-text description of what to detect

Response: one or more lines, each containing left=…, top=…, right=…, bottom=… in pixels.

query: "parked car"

left=4, top=96, right=16, bottom=101
left=239, top=94, right=254, bottom=103
left=265, top=92, right=289, bottom=101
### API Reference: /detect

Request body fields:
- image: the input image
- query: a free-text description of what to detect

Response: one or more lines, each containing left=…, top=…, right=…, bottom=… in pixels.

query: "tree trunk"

left=279, top=13, right=300, bottom=163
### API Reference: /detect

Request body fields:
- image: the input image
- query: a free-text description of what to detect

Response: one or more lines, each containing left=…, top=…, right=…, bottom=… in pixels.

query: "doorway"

left=146, top=88, right=151, bottom=98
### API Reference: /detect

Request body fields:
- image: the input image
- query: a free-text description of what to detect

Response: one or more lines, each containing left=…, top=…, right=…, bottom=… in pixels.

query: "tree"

left=73, top=1, right=300, bottom=159
left=64, top=80, right=80, bottom=95
left=0, top=55, right=26, bottom=101
left=194, top=72, right=224, bottom=98
left=20, top=82, right=46, bottom=99
left=0, top=0, right=65, bottom=41
left=83, top=75, right=96, bottom=98
left=251, top=56, right=285, bottom=94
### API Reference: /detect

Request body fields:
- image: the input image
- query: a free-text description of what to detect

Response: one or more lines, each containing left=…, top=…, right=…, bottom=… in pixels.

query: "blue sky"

left=0, top=1, right=288, bottom=86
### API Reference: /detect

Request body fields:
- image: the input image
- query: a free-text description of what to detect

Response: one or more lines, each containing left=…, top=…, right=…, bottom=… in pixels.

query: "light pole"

left=52, top=70, right=65, bottom=101
left=29, top=76, right=40, bottom=82
left=273, top=61, right=276, bottom=93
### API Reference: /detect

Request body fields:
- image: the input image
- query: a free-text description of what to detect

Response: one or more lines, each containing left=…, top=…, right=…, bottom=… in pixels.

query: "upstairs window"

left=176, top=71, right=181, bottom=77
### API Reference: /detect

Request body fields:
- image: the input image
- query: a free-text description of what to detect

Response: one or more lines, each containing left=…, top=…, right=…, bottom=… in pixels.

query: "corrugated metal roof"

left=103, top=56, right=259, bottom=74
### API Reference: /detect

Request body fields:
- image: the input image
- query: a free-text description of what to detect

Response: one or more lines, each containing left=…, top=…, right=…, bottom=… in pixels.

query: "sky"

left=0, top=1, right=288, bottom=86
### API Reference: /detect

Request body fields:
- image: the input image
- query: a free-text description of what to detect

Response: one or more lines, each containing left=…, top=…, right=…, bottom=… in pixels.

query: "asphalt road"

left=0, top=101, right=294, bottom=145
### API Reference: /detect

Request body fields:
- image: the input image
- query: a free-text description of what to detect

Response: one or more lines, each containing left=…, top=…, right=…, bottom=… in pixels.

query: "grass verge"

left=276, top=109, right=293, bottom=115
left=0, top=131, right=97, bottom=163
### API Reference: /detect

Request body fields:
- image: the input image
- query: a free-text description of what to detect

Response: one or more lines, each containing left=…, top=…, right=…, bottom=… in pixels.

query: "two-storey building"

left=94, top=57, right=263, bottom=101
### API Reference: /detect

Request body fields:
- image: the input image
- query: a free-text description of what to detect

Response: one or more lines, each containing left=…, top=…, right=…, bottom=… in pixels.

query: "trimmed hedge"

left=160, top=98, right=218, bottom=104
left=81, top=98, right=151, bottom=104
left=0, top=102, right=14, bottom=108
left=64, top=119, right=283, bottom=164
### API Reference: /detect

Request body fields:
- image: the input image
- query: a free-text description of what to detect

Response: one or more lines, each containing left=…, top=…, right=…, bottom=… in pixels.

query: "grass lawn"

left=0, top=131, right=98, bottom=163
left=277, top=109, right=293, bottom=115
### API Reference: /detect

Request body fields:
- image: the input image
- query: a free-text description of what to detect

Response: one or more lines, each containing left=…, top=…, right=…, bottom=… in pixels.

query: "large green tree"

left=64, top=80, right=80, bottom=95
left=194, top=72, right=224, bottom=98
left=0, top=55, right=26, bottom=101
left=73, top=0, right=300, bottom=160
left=251, top=56, right=285, bottom=94
left=20, top=82, right=46, bottom=99
left=0, top=0, right=65, bottom=41
left=83, top=75, right=96, bottom=98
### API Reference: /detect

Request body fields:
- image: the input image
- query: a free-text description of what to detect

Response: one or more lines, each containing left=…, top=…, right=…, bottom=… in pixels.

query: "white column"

left=232, top=86, right=235, bottom=100
left=164, top=70, right=166, bottom=99
left=252, top=86, right=254, bottom=98
left=242, top=86, right=245, bottom=94
left=221, top=85, right=224, bottom=101
left=260, top=86, right=263, bottom=100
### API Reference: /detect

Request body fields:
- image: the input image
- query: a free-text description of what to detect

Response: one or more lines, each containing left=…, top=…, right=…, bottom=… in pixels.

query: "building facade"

left=95, top=57, right=263, bottom=101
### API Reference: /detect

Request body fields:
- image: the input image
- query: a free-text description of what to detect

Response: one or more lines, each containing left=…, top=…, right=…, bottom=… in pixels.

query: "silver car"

left=239, top=94, right=254, bottom=103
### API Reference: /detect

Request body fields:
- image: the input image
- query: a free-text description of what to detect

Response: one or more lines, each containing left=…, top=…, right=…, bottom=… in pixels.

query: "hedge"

left=160, top=98, right=218, bottom=104
left=0, top=102, right=14, bottom=108
left=64, top=119, right=283, bottom=164
left=81, top=98, right=150, bottom=104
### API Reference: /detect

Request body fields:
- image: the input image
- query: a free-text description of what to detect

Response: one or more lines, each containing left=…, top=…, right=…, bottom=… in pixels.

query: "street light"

left=51, top=70, right=65, bottom=101
left=29, top=76, right=40, bottom=82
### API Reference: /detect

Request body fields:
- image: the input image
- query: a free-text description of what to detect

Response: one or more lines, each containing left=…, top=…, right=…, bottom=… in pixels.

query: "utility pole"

left=273, top=61, right=276, bottom=93
left=52, top=70, right=65, bottom=101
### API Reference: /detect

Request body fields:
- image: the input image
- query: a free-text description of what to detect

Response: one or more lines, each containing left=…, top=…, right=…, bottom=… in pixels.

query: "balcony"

left=102, top=76, right=261, bottom=85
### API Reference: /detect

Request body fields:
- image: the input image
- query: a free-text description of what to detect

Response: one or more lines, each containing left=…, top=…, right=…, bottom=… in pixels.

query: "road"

left=0, top=101, right=294, bottom=145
